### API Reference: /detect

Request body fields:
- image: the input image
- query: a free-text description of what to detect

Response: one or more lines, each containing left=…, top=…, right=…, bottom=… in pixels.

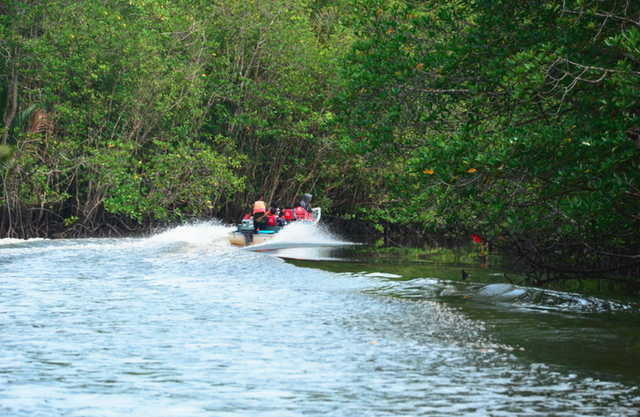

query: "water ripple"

left=0, top=225, right=639, bottom=416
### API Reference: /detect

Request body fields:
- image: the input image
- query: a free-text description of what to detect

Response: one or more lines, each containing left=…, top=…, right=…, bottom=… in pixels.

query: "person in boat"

left=266, top=207, right=279, bottom=226
left=293, top=201, right=309, bottom=220
left=284, top=204, right=296, bottom=222
left=253, top=193, right=268, bottom=231
left=277, top=210, right=287, bottom=227
left=300, top=193, right=313, bottom=212
left=271, top=201, right=280, bottom=216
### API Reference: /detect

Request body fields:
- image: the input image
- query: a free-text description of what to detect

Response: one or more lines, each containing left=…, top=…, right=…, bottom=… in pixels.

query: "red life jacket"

left=295, top=207, right=313, bottom=220
left=266, top=215, right=277, bottom=226
left=284, top=209, right=293, bottom=220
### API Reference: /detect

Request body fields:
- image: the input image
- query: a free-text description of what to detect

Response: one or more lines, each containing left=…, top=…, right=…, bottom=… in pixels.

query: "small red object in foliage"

left=472, top=234, right=482, bottom=244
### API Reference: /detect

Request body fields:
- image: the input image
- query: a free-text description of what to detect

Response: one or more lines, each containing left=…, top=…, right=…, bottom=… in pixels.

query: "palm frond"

left=0, top=144, right=13, bottom=168
left=12, top=104, right=38, bottom=130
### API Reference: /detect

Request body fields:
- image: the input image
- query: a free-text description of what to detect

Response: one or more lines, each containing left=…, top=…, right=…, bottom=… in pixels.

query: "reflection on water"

left=257, top=245, right=356, bottom=261
left=1, top=222, right=639, bottom=416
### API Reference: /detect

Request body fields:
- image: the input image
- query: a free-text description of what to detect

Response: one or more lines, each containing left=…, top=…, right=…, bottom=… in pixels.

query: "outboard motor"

left=240, top=218, right=254, bottom=246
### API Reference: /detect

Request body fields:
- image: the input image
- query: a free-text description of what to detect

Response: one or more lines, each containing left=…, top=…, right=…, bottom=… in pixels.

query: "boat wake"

left=438, top=282, right=639, bottom=314
left=0, top=220, right=353, bottom=262
left=244, top=221, right=355, bottom=252
left=147, top=221, right=232, bottom=247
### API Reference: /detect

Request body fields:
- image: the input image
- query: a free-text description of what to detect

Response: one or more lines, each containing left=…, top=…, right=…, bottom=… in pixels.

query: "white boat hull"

left=228, top=231, right=276, bottom=247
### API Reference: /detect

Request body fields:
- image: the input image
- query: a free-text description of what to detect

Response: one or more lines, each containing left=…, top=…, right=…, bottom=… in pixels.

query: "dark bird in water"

left=461, top=270, right=469, bottom=281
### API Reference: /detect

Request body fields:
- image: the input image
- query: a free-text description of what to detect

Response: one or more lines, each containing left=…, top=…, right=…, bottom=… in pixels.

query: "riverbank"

left=287, top=237, right=640, bottom=296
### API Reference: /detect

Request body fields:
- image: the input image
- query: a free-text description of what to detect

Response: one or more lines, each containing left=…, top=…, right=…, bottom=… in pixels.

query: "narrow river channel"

left=1, top=223, right=639, bottom=416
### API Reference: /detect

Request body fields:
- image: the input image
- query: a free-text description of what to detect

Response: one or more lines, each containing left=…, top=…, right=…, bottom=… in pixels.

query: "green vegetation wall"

left=0, top=0, right=365, bottom=237
left=335, top=0, right=640, bottom=281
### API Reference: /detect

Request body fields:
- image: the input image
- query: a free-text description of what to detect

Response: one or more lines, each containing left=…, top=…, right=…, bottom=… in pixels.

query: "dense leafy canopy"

left=0, top=0, right=362, bottom=236
left=334, top=0, right=640, bottom=280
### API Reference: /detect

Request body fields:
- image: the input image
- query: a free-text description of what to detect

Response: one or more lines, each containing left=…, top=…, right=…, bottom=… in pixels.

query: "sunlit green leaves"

left=335, top=0, right=640, bottom=272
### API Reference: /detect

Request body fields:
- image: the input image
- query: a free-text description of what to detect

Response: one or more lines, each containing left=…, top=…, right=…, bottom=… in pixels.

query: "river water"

left=1, top=222, right=639, bottom=416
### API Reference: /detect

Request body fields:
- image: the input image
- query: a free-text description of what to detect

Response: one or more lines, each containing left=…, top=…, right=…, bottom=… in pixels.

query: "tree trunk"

left=1, top=66, right=19, bottom=146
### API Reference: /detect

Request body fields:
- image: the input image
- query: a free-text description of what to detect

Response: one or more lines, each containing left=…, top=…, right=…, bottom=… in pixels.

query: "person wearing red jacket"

left=284, top=204, right=296, bottom=222
left=266, top=208, right=278, bottom=226
left=294, top=201, right=313, bottom=220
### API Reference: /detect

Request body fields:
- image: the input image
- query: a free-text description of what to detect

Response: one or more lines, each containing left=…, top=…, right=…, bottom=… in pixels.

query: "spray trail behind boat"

left=244, top=221, right=356, bottom=252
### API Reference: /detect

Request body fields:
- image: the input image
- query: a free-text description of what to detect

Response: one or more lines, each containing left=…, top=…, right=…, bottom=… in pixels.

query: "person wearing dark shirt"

left=300, top=193, right=312, bottom=212
left=253, top=193, right=268, bottom=231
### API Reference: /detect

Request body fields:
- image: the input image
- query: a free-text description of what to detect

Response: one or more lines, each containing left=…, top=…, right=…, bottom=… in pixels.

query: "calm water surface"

left=1, top=223, right=639, bottom=416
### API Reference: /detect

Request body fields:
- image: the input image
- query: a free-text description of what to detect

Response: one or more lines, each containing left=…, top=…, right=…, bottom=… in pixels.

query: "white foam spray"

left=147, top=221, right=233, bottom=247
left=0, top=220, right=351, bottom=256
left=0, top=238, right=46, bottom=246
left=246, top=221, right=355, bottom=251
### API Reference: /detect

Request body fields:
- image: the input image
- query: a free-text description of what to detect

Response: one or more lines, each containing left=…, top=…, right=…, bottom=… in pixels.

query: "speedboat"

left=229, top=208, right=321, bottom=247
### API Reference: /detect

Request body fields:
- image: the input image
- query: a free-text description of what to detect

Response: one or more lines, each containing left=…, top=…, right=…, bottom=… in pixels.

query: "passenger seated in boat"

left=270, top=201, right=280, bottom=216
left=266, top=208, right=278, bottom=226
left=253, top=193, right=268, bottom=231
left=300, top=193, right=313, bottom=212
left=284, top=204, right=295, bottom=222
left=294, top=201, right=310, bottom=219
left=277, top=211, right=287, bottom=227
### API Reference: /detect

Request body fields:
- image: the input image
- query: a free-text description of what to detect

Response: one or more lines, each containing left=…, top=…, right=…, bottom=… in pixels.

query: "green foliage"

left=0, top=145, right=12, bottom=167
left=336, top=0, right=640, bottom=277
left=0, top=0, right=359, bottom=235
